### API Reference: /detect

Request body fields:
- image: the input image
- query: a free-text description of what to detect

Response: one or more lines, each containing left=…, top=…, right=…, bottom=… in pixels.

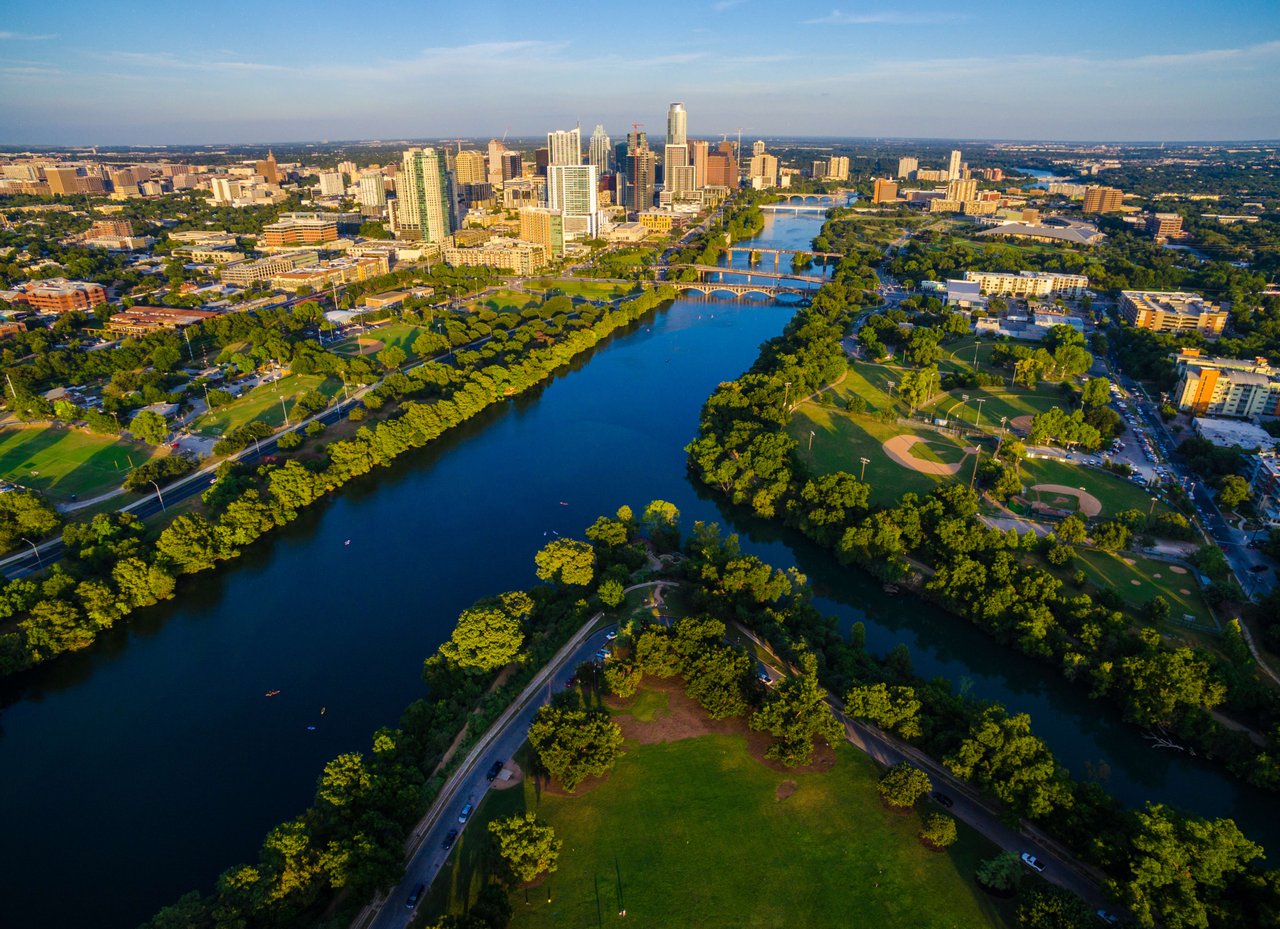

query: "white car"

left=1020, top=852, right=1046, bottom=873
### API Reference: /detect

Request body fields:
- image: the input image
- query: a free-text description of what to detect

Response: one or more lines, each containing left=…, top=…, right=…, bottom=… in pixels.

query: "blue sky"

left=2, top=0, right=1279, bottom=144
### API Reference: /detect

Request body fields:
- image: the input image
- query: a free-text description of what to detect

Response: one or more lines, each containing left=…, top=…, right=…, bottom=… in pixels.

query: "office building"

left=337, top=160, right=357, bottom=180
left=689, top=140, right=709, bottom=189
left=547, top=127, right=582, bottom=167
left=1147, top=212, right=1184, bottom=240
left=255, top=151, right=280, bottom=183
left=810, top=159, right=827, bottom=179
left=664, top=144, right=696, bottom=196
left=963, top=270, right=1089, bottom=299
left=1122, top=290, right=1228, bottom=339
left=317, top=171, right=345, bottom=197
left=453, top=150, right=487, bottom=185
left=393, top=148, right=453, bottom=243
left=749, top=153, right=779, bottom=188
left=1173, top=350, right=1280, bottom=418
left=358, top=174, right=387, bottom=215
left=46, top=166, right=105, bottom=196
left=519, top=207, right=565, bottom=260
left=219, top=251, right=320, bottom=286
left=500, top=151, right=522, bottom=182
left=261, top=214, right=339, bottom=247
left=547, top=163, right=599, bottom=237
left=1048, top=182, right=1088, bottom=198
left=827, top=156, right=850, bottom=181
left=487, top=139, right=507, bottom=187
left=588, top=125, right=612, bottom=175
left=897, top=157, right=918, bottom=179
left=1083, top=185, right=1124, bottom=213
left=667, top=103, right=687, bottom=147
left=534, top=148, right=550, bottom=177
left=948, top=149, right=962, bottom=181
left=705, top=141, right=738, bottom=189
left=626, top=132, right=656, bottom=212
left=270, top=255, right=390, bottom=291
left=105, top=306, right=219, bottom=337
left=871, top=178, right=898, bottom=203
left=946, top=178, right=978, bottom=202
left=751, top=140, right=766, bottom=157
left=0, top=278, right=108, bottom=313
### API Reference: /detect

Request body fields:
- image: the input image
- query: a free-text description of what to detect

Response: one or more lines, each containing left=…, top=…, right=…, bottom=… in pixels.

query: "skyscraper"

left=454, top=150, right=487, bottom=185
left=357, top=173, right=387, bottom=215
left=897, top=157, right=918, bottom=179
left=948, top=149, right=962, bottom=181
left=748, top=153, right=779, bottom=188
left=872, top=178, right=899, bottom=203
left=547, top=163, right=599, bottom=236
left=487, top=139, right=507, bottom=187
left=255, top=150, right=280, bottom=184
left=688, top=140, right=709, bottom=189
left=827, top=156, right=850, bottom=181
left=588, top=124, right=612, bottom=175
left=500, top=151, right=523, bottom=182
left=626, top=132, right=656, bottom=212
left=752, top=140, right=766, bottom=157
left=394, top=148, right=453, bottom=243
left=547, top=127, right=582, bottom=166
left=1083, top=185, right=1124, bottom=213
left=946, top=178, right=977, bottom=202
left=666, top=103, right=687, bottom=147
left=318, top=171, right=345, bottom=197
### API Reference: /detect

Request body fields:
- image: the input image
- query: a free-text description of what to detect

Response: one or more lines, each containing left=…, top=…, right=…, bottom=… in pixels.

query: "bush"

left=276, top=431, right=302, bottom=450
left=603, top=661, right=642, bottom=699
left=0, top=490, right=61, bottom=553
left=123, top=453, right=199, bottom=492
left=976, top=851, right=1022, bottom=892
left=919, top=812, right=958, bottom=850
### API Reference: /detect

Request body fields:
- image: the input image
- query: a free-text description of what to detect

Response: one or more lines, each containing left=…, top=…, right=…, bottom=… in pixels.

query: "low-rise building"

left=1147, top=212, right=1184, bottom=240
left=1121, top=290, right=1227, bottom=339
left=975, top=218, right=1105, bottom=246
left=261, top=214, right=339, bottom=247
left=106, top=306, right=220, bottom=337
left=964, top=270, right=1089, bottom=299
left=175, top=247, right=245, bottom=264
left=944, top=280, right=986, bottom=310
left=603, top=222, right=649, bottom=243
left=0, top=278, right=108, bottom=313
left=1192, top=417, right=1279, bottom=450
left=1173, top=349, right=1280, bottom=417
left=270, top=255, right=391, bottom=291
left=442, top=240, right=545, bottom=275
left=637, top=210, right=681, bottom=233
left=220, top=251, right=320, bottom=286
left=362, top=291, right=411, bottom=309
left=1247, top=453, right=1280, bottom=525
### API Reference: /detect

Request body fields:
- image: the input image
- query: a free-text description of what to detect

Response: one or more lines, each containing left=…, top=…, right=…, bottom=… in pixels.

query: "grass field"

left=333, top=323, right=431, bottom=362
left=789, top=400, right=979, bottom=506
left=528, top=278, right=631, bottom=301
left=474, top=289, right=539, bottom=312
left=426, top=728, right=1014, bottom=929
left=1071, top=549, right=1215, bottom=630
left=1019, top=457, right=1171, bottom=520
left=922, top=386, right=1062, bottom=430
left=0, top=425, right=163, bottom=501
left=192, top=374, right=342, bottom=437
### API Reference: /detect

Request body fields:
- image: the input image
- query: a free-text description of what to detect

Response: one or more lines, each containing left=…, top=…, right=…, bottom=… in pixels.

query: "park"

left=0, top=422, right=165, bottom=502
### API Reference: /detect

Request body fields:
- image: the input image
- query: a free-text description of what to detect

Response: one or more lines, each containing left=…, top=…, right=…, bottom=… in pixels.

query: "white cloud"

left=803, top=9, right=966, bottom=25
left=713, top=0, right=748, bottom=10
left=0, top=30, right=57, bottom=40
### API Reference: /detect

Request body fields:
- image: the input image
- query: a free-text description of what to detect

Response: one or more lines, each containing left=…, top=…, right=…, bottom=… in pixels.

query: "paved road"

left=356, top=582, right=670, bottom=929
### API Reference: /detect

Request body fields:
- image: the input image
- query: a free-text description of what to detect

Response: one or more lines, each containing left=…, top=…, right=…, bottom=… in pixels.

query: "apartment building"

left=964, top=270, right=1089, bottom=299
left=1172, top=349, right=1280, bottom=417
left=0, top=278, right=108, bottom=313
left=1121, top=290, right=1227, bottom=338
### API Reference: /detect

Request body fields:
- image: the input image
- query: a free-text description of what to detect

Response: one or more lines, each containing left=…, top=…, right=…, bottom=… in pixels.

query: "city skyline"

left=2, top=0, right=1279, bottom=144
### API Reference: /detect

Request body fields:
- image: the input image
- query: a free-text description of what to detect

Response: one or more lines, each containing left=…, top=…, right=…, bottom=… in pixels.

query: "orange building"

left=105, top=306, right=219, bottom=337
left=261, top=215, right=338, bottom=246
left=0, top=278, right=108, bottom=313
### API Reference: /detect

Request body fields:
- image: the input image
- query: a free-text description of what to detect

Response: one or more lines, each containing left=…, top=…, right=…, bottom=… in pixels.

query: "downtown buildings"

left=390, top=147, right=454, bottom=244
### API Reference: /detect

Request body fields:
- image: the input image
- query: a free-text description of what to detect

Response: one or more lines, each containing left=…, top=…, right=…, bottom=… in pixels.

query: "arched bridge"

left=663, top=281, right=809, bottom=299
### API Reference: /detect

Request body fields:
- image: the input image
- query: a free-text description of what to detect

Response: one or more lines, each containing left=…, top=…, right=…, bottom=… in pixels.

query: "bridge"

left=662, top=281, right=809, bottom=299
left=761, top=203, right=834, bottom=213
left=724, top=246, right=843, bottom=270
left=674, top=263, right=829, bottom=285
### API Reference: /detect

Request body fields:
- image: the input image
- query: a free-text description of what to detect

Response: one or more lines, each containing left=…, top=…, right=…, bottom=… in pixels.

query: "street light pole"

left=149, top=480, right=166, bottom=512
left=783, top=381, right=791, bottom=415
left=974, top=398, right=985, bottom=430
left=808, top=430, right=815, bottom=451
left=280, top=396, right=289, bottom=426
left=21, top=537, right=41, bottom=567
left=860, top=456, right=870, bottom=481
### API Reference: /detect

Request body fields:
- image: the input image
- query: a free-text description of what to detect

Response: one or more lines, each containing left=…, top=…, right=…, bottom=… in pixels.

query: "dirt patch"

left=1009, top=415, right=1034, bottom=434
left=881, top=434, right=971, bottom=476
left=776, top=780, right=798, bottom=801
left=491, top=760, right=524, bottom=791
left=1123, top=557, right=1137, bottom=565
left=356, top=337, right=385, bottom=355
left=1168, top=565, right=1188, bottom=575
left=1029, top=484, right=1103, bottom=518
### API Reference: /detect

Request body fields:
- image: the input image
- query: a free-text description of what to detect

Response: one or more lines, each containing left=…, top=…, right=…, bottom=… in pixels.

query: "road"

left=355, top=581, right=669, bottom=929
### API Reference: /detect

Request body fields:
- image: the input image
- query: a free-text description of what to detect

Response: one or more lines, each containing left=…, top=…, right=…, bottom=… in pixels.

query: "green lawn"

left=1019, top=457, right=1172, bottom=520
left=825, top=362, right=901, bottom=416
left=528, top=278, right=631, bottom=301
left=426, top=731, right=1014, bottom=929
left=922, top=386, right=1062, bottom=430
left=1071, top=549, right=1216, bottom=631
left=333, top=322, right=431, bottom=362
left=192, top=374, right=342, bottom=437
left=0, top=425, right=162, bottom=501
left=475, top=289, right=539, bottom=312
left=790, top=400, right=979, bottom=506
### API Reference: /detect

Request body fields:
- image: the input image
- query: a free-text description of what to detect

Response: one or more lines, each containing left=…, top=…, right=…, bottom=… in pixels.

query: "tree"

left=488, top=812, right=562, bottom=885
left=878, top=762, right=931, bottom=809
left=1056, top=515, right=1087, bottom=545
left=437, top=595, right=530, bottom=672
left=527, top=706, right=623, bottom=791
left=844, top=683, right=922, bottom=738
left=534, top=538, right=595, bottom=586
left=597, top=578, right=625, bottom=608
left=919, top=813, right=958, bottom=850
left=376, top=345, right=406, bottom=371
left=945, top=706, right=1073, bottom=820
left=750, top=653, right=842, bottom=766
left=976, top=851, right=1023, bottom=892
left=1081, top=377, right=1112, bottom=409
left=1216, top=474, right=1251, bottom=511
left=641, top=499, right=681, bottom=551
left=1114, top=804, right=1263, bottom=929
left=1017, top=886, right=1092, bottom=929
left=1092, top=520, right=1131, bottom=553
left=130, top=409, right=170, bottom=445
left=0, top=490, right=61, bottom=553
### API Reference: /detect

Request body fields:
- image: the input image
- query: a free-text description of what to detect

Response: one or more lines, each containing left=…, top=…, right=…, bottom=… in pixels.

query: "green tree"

left=376, top=345, right=407, bottom=371
left=528, top=706, right=623, bottom=791
left=976, top=851, right=1023, bottom=892
left=641, top=499, right=681, bottom=551
left=130, top=409, right=170, bottom=445
left=919, top=813, right=958, bottom=850
left=437, top=596, right=529, bottom=672
left=597, top=578, right=625, bottom=608
left=750, top=653, right=842, bottom=767
left=0, top=490, right=61, bottom=553
left=844, top=683, right=922, bottom=738
left=488, top=812, right=562, bottom=885
left=944, top=706, right=1073, bottom=821
left=878, top=762, right=932, bottom=809
left=1216, top=474, right=1251, bottom=511
left=1017, top=886, right=1092, bottom=929
left=1114, top=804, right=1263, bottom=929
left=534, top=538, right=595, bottom=586
left=1081, top=377, right=1112, bottom=409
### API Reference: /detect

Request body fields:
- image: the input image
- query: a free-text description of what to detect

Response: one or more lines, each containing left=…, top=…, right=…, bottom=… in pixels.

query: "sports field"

left=0, top=425, right=162, bottom=501
left=1072, top=549, right=1216, bottom=631
left=527, top=278, right=631, bottom=301
left=475, top=289, right=539, bottom=312
left=192, top=374, right=342, bottom=437
left=425, top=701, right=1013, bottom=929
left=1019, top=457, right=1171, bottom=520
left=333, top=323, right=432, bottom=362
left=921, top=386, right=1062, bottom=430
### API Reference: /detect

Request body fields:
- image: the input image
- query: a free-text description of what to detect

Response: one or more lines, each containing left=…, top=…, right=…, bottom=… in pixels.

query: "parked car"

left=486, top=760, right=505, bottom=781
left=605, top=630, right=618, bottom=641
left=458, top=801, right=473, bottom=823
left=595, top=648, right=610, bottom=662
left=1020, top=852, right=1046, bottom=873
left=932, top=792, right=954, bottom=808
left=1094, top=910, right=1120, bottom=926
left=442, top=829, right=458, bottom=850
left=757, top=669, right=773, bottom=686
left=406, top=883, right=425, bottom=908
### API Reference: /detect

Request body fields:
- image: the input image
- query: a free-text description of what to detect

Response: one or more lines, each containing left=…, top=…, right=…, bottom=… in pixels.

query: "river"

left=0, top=209, right=1275, bottom=929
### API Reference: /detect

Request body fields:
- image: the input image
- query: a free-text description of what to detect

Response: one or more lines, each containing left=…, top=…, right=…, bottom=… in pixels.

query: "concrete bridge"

left=724, top=246, right=842, bottom=269
left=663, top=281, right=809, bottom=299
left=675, top=263, right=829, bottom=285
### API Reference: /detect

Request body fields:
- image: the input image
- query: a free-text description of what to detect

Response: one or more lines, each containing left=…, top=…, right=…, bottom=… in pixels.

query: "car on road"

left=406, top=883, right=425, bottom=908
left=442, top=828, right=459, bottom=850
left=605, top=630, right=618, bottom=641
left=458, top=801, right=473, bottom=823
left=1020, top=852, right=1046, bottom=872
left=757, top=669, right=773, bottom=686
left=486, top=760, right=505, bottom=781
left=932, top=792, right=954, bottom=808
left=594, top=648, right=610, bottom=662
left=1251, top=564, right=1268, bottom=573
left=1094, top=910, right=1120, bottom=925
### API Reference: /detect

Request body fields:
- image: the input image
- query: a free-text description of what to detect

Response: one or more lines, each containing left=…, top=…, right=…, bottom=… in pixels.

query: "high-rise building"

left=487, top=139, right=507, bottom=187
left=748, top=153, right=779, bottom=188
left=547, top=127, right=582, bottom=167
left=897, top=157, right=918, bottom=179
left=872, top=178, right=899, bottom=203
left=394, top=148, right=453, bottom=243
left=826, top=156, right=850, bottom=182
left=948, top=149, right=962, bottom=181
left=1147, top=212, right=1184, bottom=240
left=454, top=150, right=487, bottom=186
left=588, top=125, right=612, bottom=175
left=500, top=151, right=523, bottom=182
left=688, top=140, right=709, bottom=189
left=519, top=206, right=565, bottom=260
left=1083, top=185, right=1124, bottom=213
left=357, top=174, right=387, bottom=215
left=626, top=134, right=656, bottom=212
left=705, top=142, right=738, bottom=189
left=547, top=163, right=599, bottom=236
left=318, top=171, right=345, bottom=197
left=255, top=151, right=280, bottom=184
left=752, top=140, right=766, bottom=157
left=946, top=178, right=977, bottom=202
left=666, top=103, right=687, bottom=147
left=664, top=144, right=695, bottom=196
left=337, top=160, right=358, bottom=180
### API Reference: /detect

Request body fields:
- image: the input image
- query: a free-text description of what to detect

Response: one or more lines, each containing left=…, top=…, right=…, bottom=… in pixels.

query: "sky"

left=2, top=0, right=1279, bottom=145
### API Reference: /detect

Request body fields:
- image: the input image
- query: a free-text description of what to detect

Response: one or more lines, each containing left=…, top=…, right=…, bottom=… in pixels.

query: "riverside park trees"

left=437, top=592, right=533, bottom=672
left=750, top=652, right=843, bottom=766
left=488, top=813, right=562, bottom=885
left=527, top=706, right=624, bottom=791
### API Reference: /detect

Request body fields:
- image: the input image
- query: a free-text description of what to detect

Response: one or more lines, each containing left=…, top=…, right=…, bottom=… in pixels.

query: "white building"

left=547, top=128, right=582, bottom=167
left=588, top=124, right=612, bottom=175
left=318, top=171, right=345, bottom=197
left=547, top=163, right=599, bottom=238
left=948, top=149, right=962, bottom=181
left=666, top=103, right=687, bottom=147
left=963, top=270, right=1089, bottom=300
